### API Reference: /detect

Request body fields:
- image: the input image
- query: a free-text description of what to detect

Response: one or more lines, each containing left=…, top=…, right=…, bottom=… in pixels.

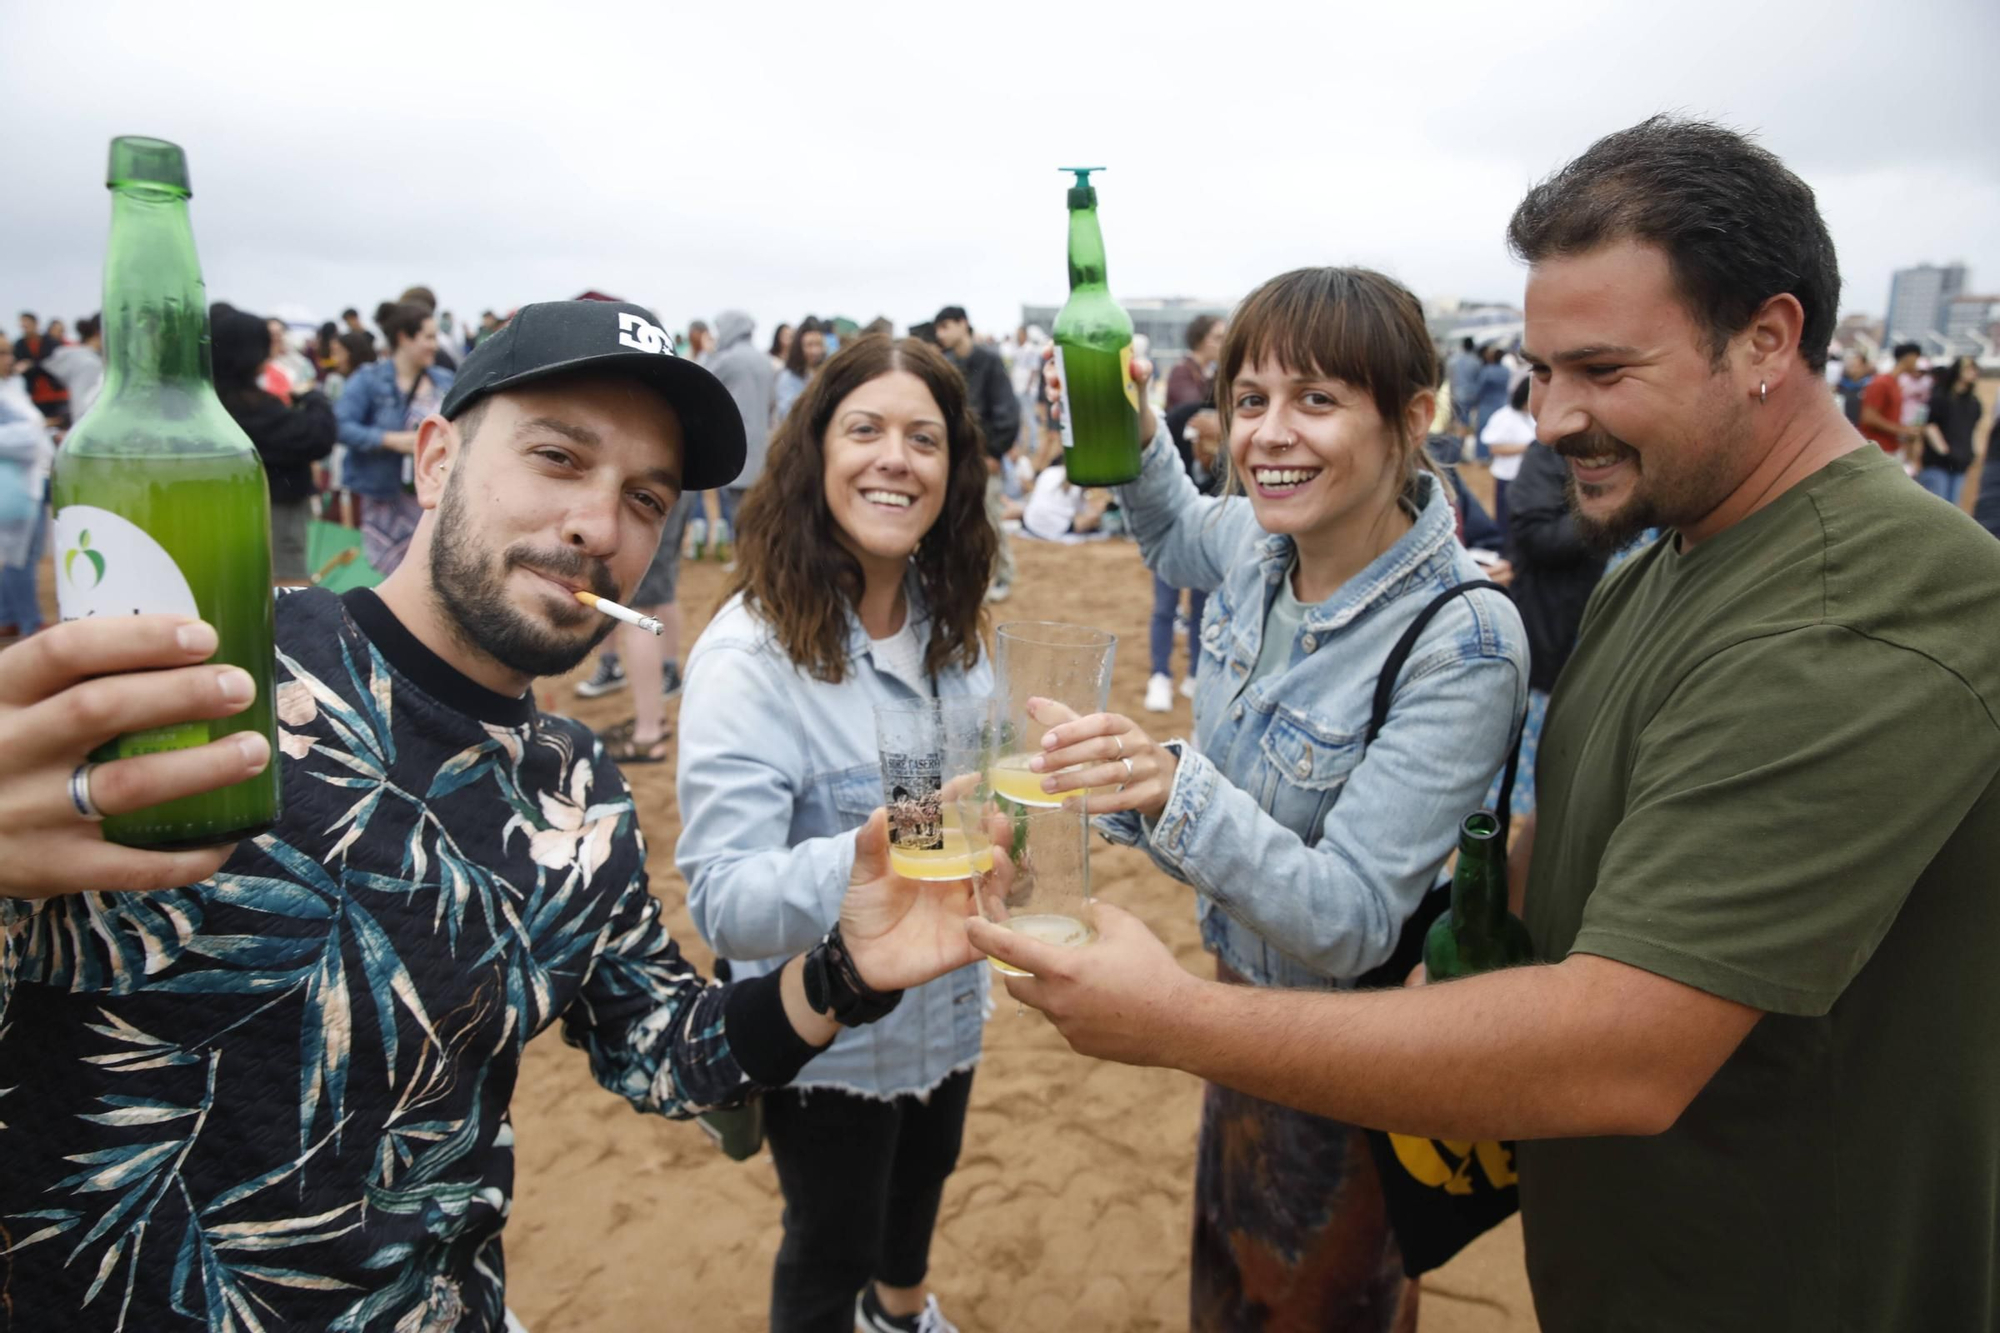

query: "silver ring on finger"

left=1113, top=733, right=1126, bottom=759
left=1120, top=756, right=1136, bottom=786
left=69, top=762, right=106, bottom=822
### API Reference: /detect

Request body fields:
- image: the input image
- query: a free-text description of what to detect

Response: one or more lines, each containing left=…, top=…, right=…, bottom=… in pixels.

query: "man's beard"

left=1558, top=433, right=1662, bottom=557
left=1555, top=420, right=1738, bottom=557
left=428, top=469, right=620, bottom=681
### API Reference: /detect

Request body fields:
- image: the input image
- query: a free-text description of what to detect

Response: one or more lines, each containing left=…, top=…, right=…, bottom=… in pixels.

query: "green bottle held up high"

left=52, top=136, right=280, bottom=850
left=1052, top=167, right=1142, bottom=486
left=1423, top=811, right=1534, bottom=981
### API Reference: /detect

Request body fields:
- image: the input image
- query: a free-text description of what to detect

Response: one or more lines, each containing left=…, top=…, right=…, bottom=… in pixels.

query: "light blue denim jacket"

left=333, top=360, right=454, bottom=497
left=677, top=590, right=992, bottom=1099
left=1098, top=425, right=1529, bottom=988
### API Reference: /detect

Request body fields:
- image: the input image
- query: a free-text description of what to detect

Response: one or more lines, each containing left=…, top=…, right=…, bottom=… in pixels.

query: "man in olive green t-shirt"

left=1518, top=440, right=2000, bottom=1329
left=966, top=115, right=2000, bottom=1333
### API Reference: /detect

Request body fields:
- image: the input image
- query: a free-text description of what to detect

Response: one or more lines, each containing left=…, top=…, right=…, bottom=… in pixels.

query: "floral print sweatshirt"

left=0, top=587, right=816, bottom=1332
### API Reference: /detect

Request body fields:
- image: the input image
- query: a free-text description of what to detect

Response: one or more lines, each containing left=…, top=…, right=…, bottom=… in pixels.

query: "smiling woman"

left=724, top=335, right=994, bottom=684
left=674, top=334, right=998, bottom=1332
left=1076, top=265, right=1529, bottom=1330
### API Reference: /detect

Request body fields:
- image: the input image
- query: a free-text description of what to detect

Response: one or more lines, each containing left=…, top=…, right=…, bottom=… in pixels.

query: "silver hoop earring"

left=1759, top=381, right=1768, bottom=406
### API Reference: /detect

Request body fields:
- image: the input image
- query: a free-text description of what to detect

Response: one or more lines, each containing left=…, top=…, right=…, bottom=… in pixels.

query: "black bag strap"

left=1350, top=580, right=1521, bottom=992
left=1367, top=581, right=1502, bottom=744
left=1366, top=579, right=1522, bottom=833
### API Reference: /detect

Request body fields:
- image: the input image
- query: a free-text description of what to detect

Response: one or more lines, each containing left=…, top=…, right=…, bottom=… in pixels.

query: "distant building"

left=1885, top=263, right=1967, bottom=342
left=1021, top=296, right=1234, bottom=381
left=1945, top=295, right=2000, bottom=341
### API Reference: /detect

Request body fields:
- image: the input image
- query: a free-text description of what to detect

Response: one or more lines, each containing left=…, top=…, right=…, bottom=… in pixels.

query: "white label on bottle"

left=1053, top=345, right=1077, bottom=452
left=53, top=505, right=201, bottom=622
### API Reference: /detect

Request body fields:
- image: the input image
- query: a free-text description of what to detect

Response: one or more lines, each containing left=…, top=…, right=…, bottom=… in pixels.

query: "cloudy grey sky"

left=8, top=0, right=1998, bottom=342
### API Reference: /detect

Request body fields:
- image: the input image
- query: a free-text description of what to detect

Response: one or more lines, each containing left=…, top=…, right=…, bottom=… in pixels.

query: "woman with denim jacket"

left=1032, top=268, right=1529, bottom=1331
left=334, top=300, right=450, bottom=575
left=677, top=335, right=996, bottom=1333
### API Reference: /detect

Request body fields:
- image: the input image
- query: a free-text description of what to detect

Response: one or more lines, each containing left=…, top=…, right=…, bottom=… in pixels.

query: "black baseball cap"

left=439, top=299, right=745, bottom=491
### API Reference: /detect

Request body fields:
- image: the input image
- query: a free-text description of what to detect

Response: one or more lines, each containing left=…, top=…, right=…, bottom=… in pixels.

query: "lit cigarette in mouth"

left=574, top=590, right=663, bottom=636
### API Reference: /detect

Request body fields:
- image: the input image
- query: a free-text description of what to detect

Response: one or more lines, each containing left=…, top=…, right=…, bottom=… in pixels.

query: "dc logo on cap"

left=617, top=312, right=674, bottom=356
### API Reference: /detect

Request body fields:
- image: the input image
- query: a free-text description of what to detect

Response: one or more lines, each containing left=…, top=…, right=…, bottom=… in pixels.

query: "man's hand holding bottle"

left=0, top=616, right=271, bottom=898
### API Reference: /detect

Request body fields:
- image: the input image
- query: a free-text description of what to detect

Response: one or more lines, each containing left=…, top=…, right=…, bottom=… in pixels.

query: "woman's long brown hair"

left=726, top=334, right=995, bottom=684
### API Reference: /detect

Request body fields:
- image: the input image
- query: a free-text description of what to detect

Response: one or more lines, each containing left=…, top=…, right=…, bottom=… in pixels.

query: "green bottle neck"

left=1067, top=205, right=1109, bottom=290
left=100, top=185, right=213, bottom=395
left=1449, top=830, right=1508, bottom=935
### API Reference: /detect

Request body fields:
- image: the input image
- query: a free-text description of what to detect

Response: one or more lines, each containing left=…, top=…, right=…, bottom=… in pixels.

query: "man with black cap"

left=0, top=300, right=982, bottom=1332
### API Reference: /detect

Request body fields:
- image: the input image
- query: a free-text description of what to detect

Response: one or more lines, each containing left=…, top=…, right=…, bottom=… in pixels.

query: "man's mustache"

left=506, top=546, right=618, bottom=600
left=1551, top=429, right=1638, bottom=461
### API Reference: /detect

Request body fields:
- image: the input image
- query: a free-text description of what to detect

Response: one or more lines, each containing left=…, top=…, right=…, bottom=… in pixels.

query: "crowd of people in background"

left=2, top=274, right=1995, bottom=808
left=3, top=284, right=1997, bottom=689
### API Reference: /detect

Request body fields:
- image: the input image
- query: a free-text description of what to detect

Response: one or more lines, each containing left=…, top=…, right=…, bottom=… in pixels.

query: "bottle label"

left=1121, top=343, right=1139, bottom=412
left=1053, top=346, right=1076, bottom=452
left=53, top=505, right=209, bottom=756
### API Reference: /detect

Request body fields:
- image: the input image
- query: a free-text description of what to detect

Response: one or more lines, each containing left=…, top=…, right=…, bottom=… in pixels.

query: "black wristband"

left=802, top=924, right=904, bottom=1027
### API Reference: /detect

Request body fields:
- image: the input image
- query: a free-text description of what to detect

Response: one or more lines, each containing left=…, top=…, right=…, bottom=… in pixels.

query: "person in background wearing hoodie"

left=46, top=314, right=104, bottom=424
left=213, top=304, right=337, bottom=584
left=0, top=338, right=54, bottom=639
left=708, top=309, right=777, bottom=548
left=932, top=306, right=1021, bottom=604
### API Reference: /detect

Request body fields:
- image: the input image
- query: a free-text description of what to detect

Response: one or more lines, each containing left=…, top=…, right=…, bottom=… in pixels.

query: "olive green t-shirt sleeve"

left=1569, top=624, right=2000, bottom=1016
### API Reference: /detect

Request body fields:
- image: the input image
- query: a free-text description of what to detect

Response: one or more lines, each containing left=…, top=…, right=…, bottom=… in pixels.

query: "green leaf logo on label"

left=52, top=506, right=199, bottom=623
left=64, top=529, right=107, bottom=591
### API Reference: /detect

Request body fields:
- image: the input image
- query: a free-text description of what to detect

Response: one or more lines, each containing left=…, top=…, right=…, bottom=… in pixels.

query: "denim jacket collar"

left=1249, top=473, right=1459, bottom=633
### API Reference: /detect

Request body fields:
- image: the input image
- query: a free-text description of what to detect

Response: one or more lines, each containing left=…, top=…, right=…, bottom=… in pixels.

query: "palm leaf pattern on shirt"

left=1, top=589, right=754, bottom=1330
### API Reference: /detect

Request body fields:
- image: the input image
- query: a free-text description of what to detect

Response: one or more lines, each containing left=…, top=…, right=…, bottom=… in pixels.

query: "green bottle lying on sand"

left=1052, top=167, right=1142, bottom=487
left=52, top=136, right=280, bottom=850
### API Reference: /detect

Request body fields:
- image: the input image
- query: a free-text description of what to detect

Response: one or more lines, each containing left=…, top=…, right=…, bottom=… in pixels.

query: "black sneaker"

left=575, top=655, right=627, bottom=698
left=661, top=661, right=683, bottom=700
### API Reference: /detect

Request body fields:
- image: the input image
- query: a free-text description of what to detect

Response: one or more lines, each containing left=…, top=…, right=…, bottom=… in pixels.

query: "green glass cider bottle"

left=1052, top=167, right=1142, bottom=486
left=1423, top=812, right=1534, bottom=980
left=51, top=136, right=280, bottom=849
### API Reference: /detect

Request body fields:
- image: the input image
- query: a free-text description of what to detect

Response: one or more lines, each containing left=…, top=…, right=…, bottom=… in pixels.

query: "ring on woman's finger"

left=69, top=762, right=106, bottom=822
left=1113, top=733, right=1126, bottom=759
left=1120, top=756, right=1135, bottom=785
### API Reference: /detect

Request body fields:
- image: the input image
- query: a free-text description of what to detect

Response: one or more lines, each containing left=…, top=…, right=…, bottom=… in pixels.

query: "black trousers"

left=762, top=1068, right=975, bottom=1333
